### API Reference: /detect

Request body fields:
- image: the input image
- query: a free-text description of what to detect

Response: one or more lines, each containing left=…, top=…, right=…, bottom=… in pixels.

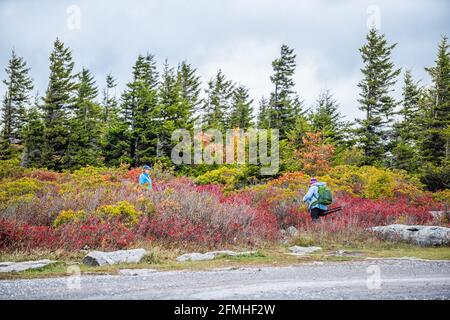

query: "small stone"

left=328, top=250, right=364, bottom=257
left=429, top=211, right=448, bottom=219
left=118, top=269, right=158, bottom=276
left=176, top=252, right=216, bottom=262
left=176, top=250, right=257, bottom=262
left=287, top=226, right=299, bottom=237
left=0, top=259, right=57, bottom=273
left=288, top=246, right=322, bottom=255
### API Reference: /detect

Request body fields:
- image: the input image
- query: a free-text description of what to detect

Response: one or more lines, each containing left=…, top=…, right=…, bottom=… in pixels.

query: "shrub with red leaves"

left=0, top=217, right=135, bottom=252
left=27, top=169, right=60, bottom=182
left=137, top=187, right=278, bottom=247
left=123, top=168, right=142, bottom=183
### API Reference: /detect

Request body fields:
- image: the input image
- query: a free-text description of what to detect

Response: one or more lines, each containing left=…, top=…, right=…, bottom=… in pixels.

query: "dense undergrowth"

left=0, top=159, right=448, bottom=253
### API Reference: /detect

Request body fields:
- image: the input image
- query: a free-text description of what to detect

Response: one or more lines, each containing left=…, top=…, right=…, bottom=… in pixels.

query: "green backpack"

left=314, top=184, right=333, bottom=206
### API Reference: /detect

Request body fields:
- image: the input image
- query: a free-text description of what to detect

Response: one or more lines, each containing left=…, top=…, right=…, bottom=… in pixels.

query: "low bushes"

left=97, top=201, right=142, bottom=225
left=195, top=166, right=248, bottom=190
left=0, top=217, right=136, bottom=252
left=0, top=161, right=447, bottom=253
left=266, top=165, right=425, bottom=200
left=139, top=183, right=278, bottom=246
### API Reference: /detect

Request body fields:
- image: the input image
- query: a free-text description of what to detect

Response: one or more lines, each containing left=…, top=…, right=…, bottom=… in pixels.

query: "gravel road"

left=1, top=259, right=449, bottom=299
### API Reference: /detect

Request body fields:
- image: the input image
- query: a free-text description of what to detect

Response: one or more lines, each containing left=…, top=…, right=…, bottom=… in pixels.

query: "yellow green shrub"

left=136, top=195, right=155, bottom=215
left=195, top=166, right=245, bottom=190
left=0, top=177, right=43, bottom=208
left=96, top=200, right=142, bottom=225
left=53, top=209, right=85, bottom=227
left=265, top=165, right=424, bottom=200
left=268, top=172, right=310, bottom=191
left=319, top=165, right=424, bottom=199
left=69, top=166, right=122, bottom=190
left=433, top=189, right=450, bottom=206
left=0, top=159, right=27, bottom=180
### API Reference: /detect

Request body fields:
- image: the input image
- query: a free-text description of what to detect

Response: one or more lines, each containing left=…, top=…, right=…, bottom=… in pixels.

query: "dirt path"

left=1, top=259, right=449, bottom=299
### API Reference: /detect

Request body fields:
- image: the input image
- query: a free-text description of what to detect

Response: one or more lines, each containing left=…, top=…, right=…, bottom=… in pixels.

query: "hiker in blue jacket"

left=139, top=165, right=153, bottom=191
left=303, top=177, right=328, bottom=221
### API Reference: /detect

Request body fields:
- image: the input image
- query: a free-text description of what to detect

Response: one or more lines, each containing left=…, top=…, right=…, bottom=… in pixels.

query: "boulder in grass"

left=176, top=252, right=216, bottom=262
left=371, top=224, right=450, bottom=246
left=288, top=246, right=322, bottom=255
left=82, top=249, right=146, bottom=266
left=0, top=260, right=57, bottom=273
left=118, top=269, right=158, bottom=276
left=287, top=226, right=299, bottom=237
left=176, top=250, right=258, bottom=262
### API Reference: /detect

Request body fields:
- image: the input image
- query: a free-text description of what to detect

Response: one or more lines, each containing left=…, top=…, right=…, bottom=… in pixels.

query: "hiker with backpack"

left=139, top=165, right=153, bottom=191
left=303, top=177, right=333, bottom=221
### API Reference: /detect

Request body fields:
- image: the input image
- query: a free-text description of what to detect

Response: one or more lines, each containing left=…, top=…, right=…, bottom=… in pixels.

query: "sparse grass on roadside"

left=1, top=240, right=448, bottom=281
left=290, top=232, right=450, bottom=261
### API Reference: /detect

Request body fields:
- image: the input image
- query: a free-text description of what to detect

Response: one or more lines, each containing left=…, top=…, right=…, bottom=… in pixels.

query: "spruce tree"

left=202, top=70, right=234, bottom=130
left=121, top=53, right=159, bottom=166
left=22, top=98, right=44, bottom=167
left=0, top=50, right=34, bottom=159
left=310, top=90, right=348, bottom=147
left=101, top=73, right=131, bottom=166
left=421, top=36, right=450, bottom=164
left=257, top=97, right=270, bottom=129
left=103, top=121, right=132, bottom=166
left=40, top=38, right=77, bottom=170
left=177, top=61, right=201, bottom=124
left=158, top=59, right=190, bottom=158
left=391, top=70, right=422, bottom=171
left=269, top=44, right=300, bottom=138
left=65, top=68, right=103, bottom=168
left=356, top=28, right=401, bottom=165
left=102, top=73, right=119, bottom=124
left=228, top=85, right=254, bottom=128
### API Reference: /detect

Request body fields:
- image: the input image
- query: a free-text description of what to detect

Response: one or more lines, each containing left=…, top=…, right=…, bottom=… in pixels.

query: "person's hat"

left=143, top=165, right=151, bottom=170
left=309, top=177, right=318, bottom=185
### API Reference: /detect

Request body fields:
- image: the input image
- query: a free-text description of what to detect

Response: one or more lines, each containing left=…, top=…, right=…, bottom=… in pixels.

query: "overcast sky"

left=0, top=0, right=449, bottom=120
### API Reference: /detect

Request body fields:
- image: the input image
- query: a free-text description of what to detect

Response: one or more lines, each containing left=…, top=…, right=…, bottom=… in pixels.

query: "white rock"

left=287, top=226, right=299, bottom=237
left=429, top=211, right=447, bottom=219
left=82, top=249, right=147, bottom=266
left=176, top=250, right=257, bottom=262
left=371, top=224, right=450, bottom=246
left=288, top=246, right=322, bottom=255
left=0, top=259, right=57, bottom=273
left=176, top=252, right=216, bottom=262
left=118, top=268, right=157, bottom=276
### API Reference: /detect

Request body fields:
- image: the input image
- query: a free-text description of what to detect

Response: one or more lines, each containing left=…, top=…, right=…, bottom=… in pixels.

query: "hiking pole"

left=323, top=206, right=343, bottom=216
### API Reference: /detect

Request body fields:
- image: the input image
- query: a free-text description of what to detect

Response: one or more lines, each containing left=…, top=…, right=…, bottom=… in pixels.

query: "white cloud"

left=0, top=0, right=448, bottom=121
left=198, top=39, right=278, bottom=99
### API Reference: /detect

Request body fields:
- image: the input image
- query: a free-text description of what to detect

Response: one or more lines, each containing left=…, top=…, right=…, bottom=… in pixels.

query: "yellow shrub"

left=69, top=166, right=121, bottom=189
left=195, top=166, right=244, bottom=190
left=0, top=177, right=43, bottom=208
left=136, top=196, right=155, bottom=215
left=433, top=189, right=450, bottom=206
left=268, top=172, right=310, bottom=192
left=53, top=209, right=85, bottom=227
left=97, top=201, right=142, bottom=225
left=0, top=159, right=27, bottom=180
left=319, top=165, right=424, bottom=199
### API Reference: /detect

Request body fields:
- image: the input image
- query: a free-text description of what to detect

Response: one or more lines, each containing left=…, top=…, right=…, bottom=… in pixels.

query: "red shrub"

left=27, top=169, right=60, bottom=182
left=123, top=168, right=142, bottom=182
left=58, top=217, right=136, bottom=250
left=0, top=217, right=135, bottom=252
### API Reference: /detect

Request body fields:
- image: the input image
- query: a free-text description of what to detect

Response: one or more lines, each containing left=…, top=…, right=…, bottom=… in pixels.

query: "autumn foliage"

left=297, top=131, right=335, bottom=176
left=0, top=160, right=447, bottom=253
